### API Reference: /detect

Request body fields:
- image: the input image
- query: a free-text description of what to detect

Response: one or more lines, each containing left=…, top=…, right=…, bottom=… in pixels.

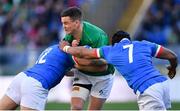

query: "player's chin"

left=65, top=30, right=71, bottom=34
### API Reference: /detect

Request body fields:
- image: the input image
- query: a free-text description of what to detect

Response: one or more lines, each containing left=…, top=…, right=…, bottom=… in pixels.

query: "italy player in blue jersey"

left=60, top=30, right=178, bottom=110
left=0, top=44, right=107, bottom=110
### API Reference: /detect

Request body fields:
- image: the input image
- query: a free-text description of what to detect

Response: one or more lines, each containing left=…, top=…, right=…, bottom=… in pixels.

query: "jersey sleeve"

left=148, top=42, right=163, bottom=57
left=84, top=32, right=109, bottom=48
left=95, top=46, right=111, bottom=60
left=153, top=44, right=163, bottom=57
left=95, top=33, right=110, bottom=47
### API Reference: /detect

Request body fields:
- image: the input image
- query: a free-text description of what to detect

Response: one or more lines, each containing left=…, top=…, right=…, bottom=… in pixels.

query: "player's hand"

left=74, top=64, right=80, bottom=69
left=72, top=40, right=80, bottom=47
left=65, top=70, right=74, bottom=77
left=74, top=64, right=84, bottom=71
left=59, top=41, right=70, bottom=50
left=166, top=65, right=176, bottom=79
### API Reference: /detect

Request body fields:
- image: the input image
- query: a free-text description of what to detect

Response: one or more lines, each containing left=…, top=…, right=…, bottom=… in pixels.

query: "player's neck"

left=73, top=24, right=83, bottom=40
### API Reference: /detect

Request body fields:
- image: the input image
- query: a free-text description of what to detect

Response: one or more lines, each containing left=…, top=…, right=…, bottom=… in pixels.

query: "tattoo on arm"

left=90, top=59, right=107, bottom=66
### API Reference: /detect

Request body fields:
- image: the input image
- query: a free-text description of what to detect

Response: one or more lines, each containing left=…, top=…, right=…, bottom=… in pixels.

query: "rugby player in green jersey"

left=60, top=7, right=115, bottom=110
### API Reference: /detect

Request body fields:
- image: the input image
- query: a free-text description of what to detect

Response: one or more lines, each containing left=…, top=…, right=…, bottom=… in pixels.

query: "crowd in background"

left=0, top=0, right=180, bottom=48
left=0, top=0, right=180, bottom=75
left=0, top=0, right=84, bottom=48
left=136, top=0, right=180, bottom=45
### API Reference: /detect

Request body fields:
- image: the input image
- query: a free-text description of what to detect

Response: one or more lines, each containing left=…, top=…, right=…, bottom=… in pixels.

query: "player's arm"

left=155, top=45, right=178, bottom=79
left=69, top=47, right=99, bottom=59
left=75, top=64, right=108, bottom=73
left=72, top=57, right=107, bottom=66
left=60, top=41, right=100, bottom=59
left=65, top=70, right=74, bottom=77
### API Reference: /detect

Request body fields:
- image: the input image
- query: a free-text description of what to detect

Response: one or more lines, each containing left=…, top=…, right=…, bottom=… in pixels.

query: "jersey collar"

left=120, top=38, right=130, bottom=42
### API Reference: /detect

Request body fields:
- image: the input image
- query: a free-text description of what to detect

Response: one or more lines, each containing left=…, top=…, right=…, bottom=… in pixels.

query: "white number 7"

left=123, top=44, right=133, bottom=63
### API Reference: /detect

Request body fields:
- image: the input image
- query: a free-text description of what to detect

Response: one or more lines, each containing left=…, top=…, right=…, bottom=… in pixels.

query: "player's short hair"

left=61, top=6, right=82, bottom=21
left=112, top=30, right=131, bottom=45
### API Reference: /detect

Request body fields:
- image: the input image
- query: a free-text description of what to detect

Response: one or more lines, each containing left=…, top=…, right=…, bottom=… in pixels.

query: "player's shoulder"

left=100, top=45, right=112, bottom=53
left=46, top=44, right=66, bottom=54
left=133, top=40, right=154, bottom=46
left=47, top=44, right=58, bottom=49
left=83, top=21, right=105, bottom=33
left=83, top=21, right=95, bottom=27
left=133, top=40, right=159, bottom=53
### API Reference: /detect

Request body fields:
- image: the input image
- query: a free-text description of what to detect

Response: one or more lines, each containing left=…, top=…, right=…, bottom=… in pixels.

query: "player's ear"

left=75, top=20, right=80, bottom=24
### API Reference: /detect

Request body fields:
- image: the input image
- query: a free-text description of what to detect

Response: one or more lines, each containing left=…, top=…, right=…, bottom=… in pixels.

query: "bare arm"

left=72, top=57, right=108, bottom=73
left=73, top=57, right=107, bottom=66
left=65, top=70, right=74, bottom=77
left=75, top=64, right=108, bottom=73
left=60, top=41, right=99, bottom=59
left=70, top=47, right=98, bottom=58
left=156, top=46, right=178, bottom=79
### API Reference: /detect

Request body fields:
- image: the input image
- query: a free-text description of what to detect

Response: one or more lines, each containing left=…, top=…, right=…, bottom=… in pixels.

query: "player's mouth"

left=65, top=30, right=71, bottom=34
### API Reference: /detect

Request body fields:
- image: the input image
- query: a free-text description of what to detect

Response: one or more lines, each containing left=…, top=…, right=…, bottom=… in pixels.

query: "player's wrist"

left=63, top=46, right=70, bottom=52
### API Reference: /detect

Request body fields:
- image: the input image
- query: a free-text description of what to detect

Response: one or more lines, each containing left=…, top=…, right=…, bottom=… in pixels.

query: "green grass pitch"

left=45, top=102, right=180, bottom=110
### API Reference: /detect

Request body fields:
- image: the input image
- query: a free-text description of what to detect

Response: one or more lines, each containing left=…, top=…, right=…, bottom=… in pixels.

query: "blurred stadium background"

left=0, top=0, right=180, bottom=110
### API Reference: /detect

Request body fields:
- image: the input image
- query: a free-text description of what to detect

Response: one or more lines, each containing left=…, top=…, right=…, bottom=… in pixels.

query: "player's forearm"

left=89, top=59, right=107, bottom=66
left=75, top=64, right=108, bottom=73
left=66, top=47, right=99, bottom=59
left=168, top=54, right=178, bottom=69
left=61, top=41, right=100, bottom=58
left=156, top=47, right=178, bottom=68
left=68, top=47, right=84, bottom=57
left=161, top=48, right=178, bottom=68
left=65, top=70, right=74, bottom=77
left=75, top=57, right=107, bottom=66
left=74, top=57, right=94, bottom=65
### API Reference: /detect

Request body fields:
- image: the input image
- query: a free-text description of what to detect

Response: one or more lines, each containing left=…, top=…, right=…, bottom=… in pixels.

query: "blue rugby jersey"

left=97, top=39, right=167, bottom=94
left=24, top=45, right=74, bottom=90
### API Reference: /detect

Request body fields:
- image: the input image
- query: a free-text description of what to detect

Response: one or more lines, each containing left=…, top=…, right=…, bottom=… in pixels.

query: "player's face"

left=61, top=16, right=80, bottom=35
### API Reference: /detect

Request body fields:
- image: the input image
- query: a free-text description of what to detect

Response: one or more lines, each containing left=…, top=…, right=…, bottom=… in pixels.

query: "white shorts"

left=136, top=80, right=171, bottom=110
left=72, top=69, right=114, bottom=99
left=5, top=72, right=48, bottom=110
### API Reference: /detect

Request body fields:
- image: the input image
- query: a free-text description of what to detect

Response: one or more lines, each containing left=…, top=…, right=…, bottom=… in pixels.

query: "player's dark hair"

left=112, top=30, right=131, bottom=45
left=61, top=6, right=82, bottom=21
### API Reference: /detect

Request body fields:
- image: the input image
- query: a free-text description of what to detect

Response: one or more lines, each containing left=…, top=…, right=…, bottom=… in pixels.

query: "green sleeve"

left=95, top=33, right=110, bottom=47
left=82, top=32, right=110, bottom=48
left=80, top=21, right=110, bottom=48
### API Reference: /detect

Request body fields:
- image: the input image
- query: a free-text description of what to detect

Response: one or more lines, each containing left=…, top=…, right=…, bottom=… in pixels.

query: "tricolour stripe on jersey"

left=95, top=48, right=101, bottom=58
left=72, top=56, right=79, bottom=64
left=155, top=45, right=163, bottom=57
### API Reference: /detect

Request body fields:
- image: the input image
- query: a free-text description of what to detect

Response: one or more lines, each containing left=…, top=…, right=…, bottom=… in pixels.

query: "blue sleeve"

left=142, top=40, right=160, bottom=57
left=99, top=46, right=111, bottom=60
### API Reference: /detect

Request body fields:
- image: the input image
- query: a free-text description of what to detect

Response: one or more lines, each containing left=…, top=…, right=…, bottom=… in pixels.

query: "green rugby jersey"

left=63, top=21, right=115, bottom=76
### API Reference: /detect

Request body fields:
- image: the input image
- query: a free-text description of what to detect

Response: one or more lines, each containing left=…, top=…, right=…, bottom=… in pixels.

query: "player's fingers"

left=72, top=40, right=79, bottom=47
left=74, top=64, right=80, bottom=68
left=168, top=71, right=175, bottom=79
left=166, top=66, right=172, bottom=71
left=60, top=41, right=69, bottom=49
